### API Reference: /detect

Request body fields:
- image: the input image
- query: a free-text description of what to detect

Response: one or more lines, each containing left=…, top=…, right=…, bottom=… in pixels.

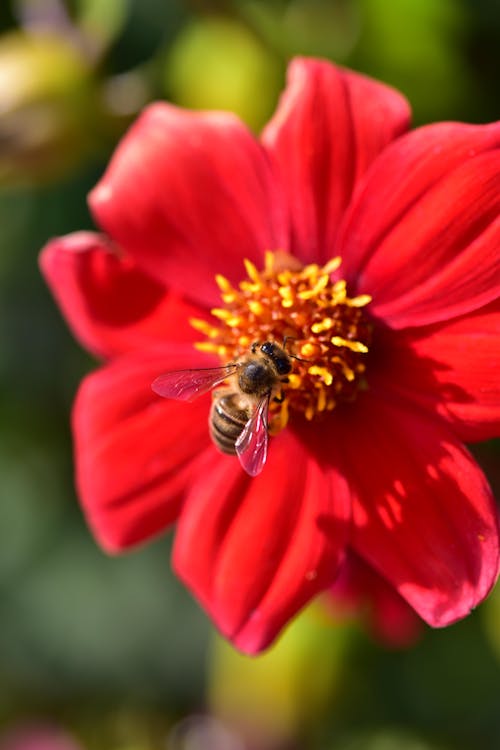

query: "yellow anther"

left=215, top=274, right=233, bottom=292
left=275, top=399, right=289, bottom=431
left=298, top=274, right=329, bottom=300
left=277, top=271, right=292, bottom=285
left=287, top=374, right=302, bottom=389
left=332, top=280, right=346, bottom=293
left=248, top=300, right=264, bottom=315
left=239, top=280, right=260, bottom=293
left=331, top=358, right=355, bottom=381
left=301, top=263, right=320, bottom=278
left=347, top=294, right=372, bottom=307
left=278, top=286, right=293, bottom=299
left=189, top=317, right=220, bottom=338
left=281, top=298, right=294, bottom=308
left=300, top=342, right=318, bottom=358
left=331, top=280, right=347, bottom=303
left=308, top=366, right=334, bottom=386
left=331, top=336, right=369, bottom=353
left=238, top=335, right=251, bottom=348
left=243, top=258, right=261, bottom=284
left=264, top=251, right=275, bottom=273
left=311, top=317, right=334, bottom=334
left=211, top=307, right=233, bottom=321
left=194, top=341, right=220, bottom=353
left=221, top=292, right=237, bottom=304
left=305, top=404, right=315, bottom=421
left=190, top=317, right=212, bottom=333
left=322, top=256, right=342, bottom=274
left=316, top=388, right=327, bottom=412
left=342, top=367, right=355, bottom=382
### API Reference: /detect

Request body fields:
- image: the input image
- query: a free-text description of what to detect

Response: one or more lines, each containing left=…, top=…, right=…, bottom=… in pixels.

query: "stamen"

left=215, top=274, right=233, bottom=292
left=248, top=300, right=264, bottom=316
left=300, top=341, right=321, bottom=358
left=331, top=336, right=369, bottom=353
left=322, top=256, right=342, bottom=274
left=211, top=308, right=233, bottom=321
left=308, top=365, right=334, bottom=386
left=297, top=274, right=329, bottom=300
left=189, top=318, right=220, bottom=338
left=264, top=251, right=275, bottom=273
left=194, top=342, right=228, bottom=357
left=311, top=318, right=334, bottom=334
left=287, top=374, right=302, bottom=389
left=317, top=387, right=327, bottom=412
left=243, top=259, right=261, bottom=284
left=347, top=294, right=372, bottom=307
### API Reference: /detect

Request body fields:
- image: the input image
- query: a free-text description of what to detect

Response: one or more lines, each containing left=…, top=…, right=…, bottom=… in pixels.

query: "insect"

left=151, top=341, right=293, bottom=477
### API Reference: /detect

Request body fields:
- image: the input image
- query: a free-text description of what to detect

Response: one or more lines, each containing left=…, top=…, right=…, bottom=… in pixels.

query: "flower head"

left=40, top=57, right=500, bottom=654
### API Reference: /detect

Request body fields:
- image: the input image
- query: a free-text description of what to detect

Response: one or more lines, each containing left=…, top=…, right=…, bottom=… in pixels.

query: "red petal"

left=173, top=428, right=350, bottom=654
left=40, top=231, right=202, bottom=359
left=73, top=345, right=214, bottom=552
left=339, top=122, right=500, bottom=326
left=89, top=104, right=287, bottom=308
left=376, top=300, right=500, bottom=442
left=329, top=552, right=423, bottom=648
left=261, top=57, right=410, bottom=265
left=341, top=392, right=499, bottom=627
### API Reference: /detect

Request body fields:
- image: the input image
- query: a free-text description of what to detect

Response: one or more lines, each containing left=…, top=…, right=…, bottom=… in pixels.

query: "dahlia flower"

left=40, top=57, right=500, bottom=654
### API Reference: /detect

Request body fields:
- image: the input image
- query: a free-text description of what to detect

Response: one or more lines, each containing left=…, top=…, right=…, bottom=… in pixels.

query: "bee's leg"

left=273, top=388, right=285, bottom=404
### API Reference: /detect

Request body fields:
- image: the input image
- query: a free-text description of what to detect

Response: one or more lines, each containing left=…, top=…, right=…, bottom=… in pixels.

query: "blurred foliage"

left=208, top=603, right=351, bottom=747
left=0, top=0, right=499, bottom=748
left=164, top=15, right=284, bottom=131
left=0, top=29, right=102, bottom=187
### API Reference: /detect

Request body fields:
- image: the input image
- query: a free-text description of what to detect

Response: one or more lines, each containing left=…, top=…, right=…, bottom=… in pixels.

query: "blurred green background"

left=0, top=1, right=499, bottom=748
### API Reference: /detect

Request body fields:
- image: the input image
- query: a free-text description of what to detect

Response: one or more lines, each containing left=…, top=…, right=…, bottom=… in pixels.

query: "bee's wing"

left=235, top=393, right=270, bottom=477
left=152, top=364, right=237, bottom=402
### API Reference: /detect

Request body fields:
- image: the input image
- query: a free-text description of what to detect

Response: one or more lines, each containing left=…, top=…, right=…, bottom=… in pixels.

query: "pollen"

left=190, top=251, right=372, bottom=430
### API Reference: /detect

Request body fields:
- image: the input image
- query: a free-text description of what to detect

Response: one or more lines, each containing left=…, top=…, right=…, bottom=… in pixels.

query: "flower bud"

left=0, top=31, right=98, bottom=186
left=164, top=16, right=283, bottom=132
left=208, top=603, right=351, bottom=747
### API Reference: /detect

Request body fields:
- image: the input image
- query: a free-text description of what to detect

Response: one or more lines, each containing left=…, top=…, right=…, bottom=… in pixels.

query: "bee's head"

left=260, top=341, right=292, bottom=375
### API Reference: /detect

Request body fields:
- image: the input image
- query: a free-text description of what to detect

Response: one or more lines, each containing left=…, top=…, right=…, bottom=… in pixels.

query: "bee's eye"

left=260, top=342, right=274, bottom=357
left=275, top=358, right=292, bottom=375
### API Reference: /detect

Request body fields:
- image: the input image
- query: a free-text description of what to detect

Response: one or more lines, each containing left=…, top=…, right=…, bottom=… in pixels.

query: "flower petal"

left=339, top=122, right=500, bottom=326
left=173, top=428, right=350, bottom=654
left=376, top=300, right=500, bottom=442
left=73, top=344, right=215, bottom=552
left=261, top=57, right=410, bottom=265
left=329, top=552, right=423, bottom=647
left=339, top=391, right=499, bottom=627
left=40, top=231, right=202, bottom=359
left=89, top=104, right=287, bottom=308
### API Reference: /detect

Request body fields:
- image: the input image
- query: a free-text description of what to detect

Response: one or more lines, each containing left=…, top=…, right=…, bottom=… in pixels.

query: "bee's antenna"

left=282, top=335, right=309, bottom=362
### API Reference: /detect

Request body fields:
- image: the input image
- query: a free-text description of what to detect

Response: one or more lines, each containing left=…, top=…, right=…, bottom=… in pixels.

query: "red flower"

left=328, top=552, right=424, bottom=648
left=40, top=58, right=500, bottom=654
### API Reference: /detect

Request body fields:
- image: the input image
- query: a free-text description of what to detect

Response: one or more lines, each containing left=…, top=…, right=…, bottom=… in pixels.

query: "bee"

left=152, top=341, right=293, bottom=477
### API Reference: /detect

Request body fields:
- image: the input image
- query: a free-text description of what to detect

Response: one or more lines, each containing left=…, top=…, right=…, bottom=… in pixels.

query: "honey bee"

left=152, top=341, right=293, bottom=476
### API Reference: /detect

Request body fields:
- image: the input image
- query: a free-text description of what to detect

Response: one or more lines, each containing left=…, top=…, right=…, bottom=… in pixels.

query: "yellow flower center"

left=190, top=251, right=372, bottom=432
